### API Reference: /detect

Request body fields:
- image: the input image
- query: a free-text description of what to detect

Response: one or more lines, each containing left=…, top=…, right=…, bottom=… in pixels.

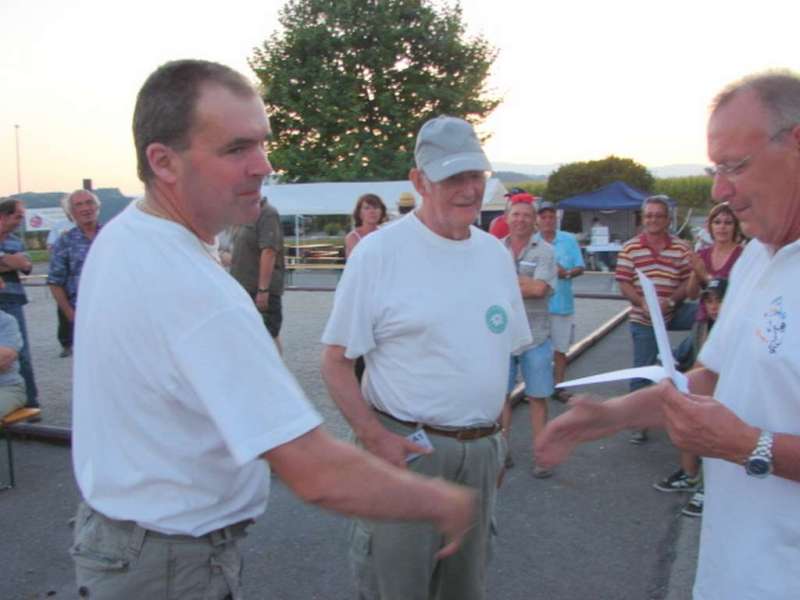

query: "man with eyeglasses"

left=615, top=194, right=691, bottom=444
left=537, top=71, right=800, bottom=600
left=322, top=115, right=531, bottom=600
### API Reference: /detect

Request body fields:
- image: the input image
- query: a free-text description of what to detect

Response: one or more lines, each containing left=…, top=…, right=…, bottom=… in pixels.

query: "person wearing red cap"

left=488, top=191, right=535, bottom=238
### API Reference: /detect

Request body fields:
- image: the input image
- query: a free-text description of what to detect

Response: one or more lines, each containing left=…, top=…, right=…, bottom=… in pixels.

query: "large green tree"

left=250, top=0, right=499, bottom=182
left=545, top=156, right=655, bottom=203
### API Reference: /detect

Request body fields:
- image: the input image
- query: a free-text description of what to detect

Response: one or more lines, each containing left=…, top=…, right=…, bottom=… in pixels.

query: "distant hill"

left=493, top=161, right=707, bottom=179
left=495, top=171, right=547, bottom=183
left=649, top=164, right=707, bottom=178
left=493, top=162, right=561, bottom=177
left=11, top=188, right=133, bottom=224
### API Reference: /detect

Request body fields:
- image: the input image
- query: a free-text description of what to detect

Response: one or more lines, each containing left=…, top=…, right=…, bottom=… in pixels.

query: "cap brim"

left=421, top=152, right=492, bottom=183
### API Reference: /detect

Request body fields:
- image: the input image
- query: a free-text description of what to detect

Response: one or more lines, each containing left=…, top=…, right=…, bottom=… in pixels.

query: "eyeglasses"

left=705, top=127, right=792, bottom=178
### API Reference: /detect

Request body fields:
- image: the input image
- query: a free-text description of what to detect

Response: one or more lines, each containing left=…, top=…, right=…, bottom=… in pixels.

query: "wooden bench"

left=1, top=407, right=41, bottom=490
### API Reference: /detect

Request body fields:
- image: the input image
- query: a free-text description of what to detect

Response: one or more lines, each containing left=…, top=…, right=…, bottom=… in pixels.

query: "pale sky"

left=1, top=0, right=797, bottom=197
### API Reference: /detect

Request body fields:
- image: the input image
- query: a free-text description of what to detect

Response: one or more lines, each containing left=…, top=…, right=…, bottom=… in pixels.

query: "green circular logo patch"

left=485, top=305, right=508, bottom=334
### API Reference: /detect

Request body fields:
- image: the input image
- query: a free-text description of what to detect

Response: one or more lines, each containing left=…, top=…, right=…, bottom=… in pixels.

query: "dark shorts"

left=257, top=293, right=283, bottom=338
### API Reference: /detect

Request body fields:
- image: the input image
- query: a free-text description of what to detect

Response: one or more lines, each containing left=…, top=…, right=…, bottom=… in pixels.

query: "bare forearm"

left=686, top=271, right=703, bottom=300
left=344, top=235, right=357, bottom=258
left=670, top=280, right=688, bottom=304
left=267, top=428, right=464, bottom=520
left=596, top=386, right=666, bottom=432
left=618, top=281, right=643, bottom=308
left=321, top=345, right=383, bottom=441
left=518, top=276, right=550, bottom=298
left=258, top=248, right=276, bottom=290
left=0, top=253, right=32, bottom=273
left=48, top=285, right=74, bottom=319
left=772, top=435, right=800, bottom=482
left=0, top=347, right=17, bottom=372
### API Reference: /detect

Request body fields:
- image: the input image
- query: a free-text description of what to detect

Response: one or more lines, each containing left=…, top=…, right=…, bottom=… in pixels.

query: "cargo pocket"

left=69, top=504, right=131, bottom=573
left=348, top=520, right=380, bottom=599
left=207, top=543, right=244, bottom=600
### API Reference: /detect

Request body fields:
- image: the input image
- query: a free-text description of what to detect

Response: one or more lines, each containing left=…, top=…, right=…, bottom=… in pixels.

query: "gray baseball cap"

left=414, top=116, right=492, bottom=182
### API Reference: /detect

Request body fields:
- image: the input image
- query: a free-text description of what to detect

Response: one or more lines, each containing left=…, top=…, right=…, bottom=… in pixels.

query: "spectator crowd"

left=0, top=64, right=797, bottom=600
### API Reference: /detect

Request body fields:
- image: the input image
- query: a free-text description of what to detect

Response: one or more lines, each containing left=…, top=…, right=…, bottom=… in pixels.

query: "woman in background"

left=344, top=193, right=387, bottom=258
left=686, top=201, right=743, bottom=304
left=655, top=203, right=744, bottom=517
left=344, top=194, right=387, bottom=382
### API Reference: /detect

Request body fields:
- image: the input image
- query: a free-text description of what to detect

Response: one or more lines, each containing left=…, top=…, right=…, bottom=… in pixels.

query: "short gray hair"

left=641, top=194, right=671, bottom=216
left=61, top=189, right=101, bottom=218
left=711, top=70, right=800, bottom=133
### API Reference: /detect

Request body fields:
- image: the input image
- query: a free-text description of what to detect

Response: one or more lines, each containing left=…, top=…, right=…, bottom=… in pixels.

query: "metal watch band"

left=753, top=430, right=774, bottom=461
left=745, top=430, right=774, bottom=478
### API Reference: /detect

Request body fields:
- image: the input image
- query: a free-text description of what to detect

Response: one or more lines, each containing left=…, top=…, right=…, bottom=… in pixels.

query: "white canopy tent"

left=260, top=178, right=508, bottom=217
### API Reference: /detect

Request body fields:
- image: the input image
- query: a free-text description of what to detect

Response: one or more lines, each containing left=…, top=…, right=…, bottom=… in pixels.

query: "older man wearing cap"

left=534, top=200, right=584, bottom=399
left=322, top=115, right=530, bottom=600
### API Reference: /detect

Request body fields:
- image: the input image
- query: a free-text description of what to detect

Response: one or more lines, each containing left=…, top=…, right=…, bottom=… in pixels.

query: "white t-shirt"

left=322, top=213, right=531, bottom=427
left=72, top=203, right=322, bottom=536
left=695, top=238, right=800, bottom=600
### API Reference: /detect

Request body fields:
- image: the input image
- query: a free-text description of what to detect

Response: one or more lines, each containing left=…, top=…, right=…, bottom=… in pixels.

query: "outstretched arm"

left=535, top=385, right=666, bottom=469
left=266, top=426, right=476, bottom=558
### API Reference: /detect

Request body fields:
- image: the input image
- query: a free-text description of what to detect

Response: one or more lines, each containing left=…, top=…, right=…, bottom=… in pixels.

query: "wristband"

left=257, top=288, right=269, bottom=293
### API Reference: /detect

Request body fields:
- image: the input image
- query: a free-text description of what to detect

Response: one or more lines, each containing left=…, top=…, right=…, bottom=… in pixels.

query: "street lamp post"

left=14, top=124, right=21, bottom=194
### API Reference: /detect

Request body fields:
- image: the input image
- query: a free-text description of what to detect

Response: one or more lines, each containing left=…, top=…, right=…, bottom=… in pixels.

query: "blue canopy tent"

left=558, top=181, right=649, bottom=211
left=558, top=181, right=674, bottom=270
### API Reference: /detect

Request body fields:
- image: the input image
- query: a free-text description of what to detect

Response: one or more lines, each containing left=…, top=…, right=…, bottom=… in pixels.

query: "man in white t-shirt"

left=536, top=71, right=800, bottom=599
left=321, top=116, right=531, bottom=600
left=70, top=60, right=475, bottom=600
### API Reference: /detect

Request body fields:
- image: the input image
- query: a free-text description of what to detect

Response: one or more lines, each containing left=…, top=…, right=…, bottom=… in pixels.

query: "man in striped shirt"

left=615, top=195, right=691, bottom=443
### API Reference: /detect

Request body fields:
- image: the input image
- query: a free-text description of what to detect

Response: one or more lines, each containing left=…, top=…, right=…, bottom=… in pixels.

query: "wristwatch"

left=257, top=287, right=269, bottom=293
left=745, top=430, right=774, bottom=478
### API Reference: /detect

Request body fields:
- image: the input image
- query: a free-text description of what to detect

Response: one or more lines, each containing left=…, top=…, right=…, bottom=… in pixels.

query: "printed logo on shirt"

left=756, top=296, right=787, bottom=354
left=485, top=305, right=508, bottom=334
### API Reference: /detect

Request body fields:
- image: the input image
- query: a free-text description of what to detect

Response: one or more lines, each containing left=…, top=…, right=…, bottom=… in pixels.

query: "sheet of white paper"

left=556, top=365, right=687, bottom=392
left=405, top=428, right=434, bottom=463
left=636, top=269, right=679, bottom=381
left=556, top=270, right=689, bottom=393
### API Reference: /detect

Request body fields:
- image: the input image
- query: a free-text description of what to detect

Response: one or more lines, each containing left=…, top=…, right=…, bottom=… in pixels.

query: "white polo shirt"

left=695, top=238, right=800, bottom=600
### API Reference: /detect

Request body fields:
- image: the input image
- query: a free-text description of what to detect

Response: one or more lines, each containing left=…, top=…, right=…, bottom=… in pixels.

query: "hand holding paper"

left=557, top=270, right=689, bottom=393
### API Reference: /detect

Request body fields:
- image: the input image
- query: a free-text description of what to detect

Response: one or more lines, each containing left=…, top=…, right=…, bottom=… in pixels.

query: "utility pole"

left=14, top=124, right=21, bottom=193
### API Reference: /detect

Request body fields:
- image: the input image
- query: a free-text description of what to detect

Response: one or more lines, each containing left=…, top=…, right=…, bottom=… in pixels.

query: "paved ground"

left=1, top=275, right=701, bottom=599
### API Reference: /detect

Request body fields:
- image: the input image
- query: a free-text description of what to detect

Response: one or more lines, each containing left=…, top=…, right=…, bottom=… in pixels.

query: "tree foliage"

left=515, top=180, right=547, bottom=197
left=250, top=0, right=499, bottom=182
left=653, top=176, right=713, bottom=211
left=545, top=156, right=655, bottom=203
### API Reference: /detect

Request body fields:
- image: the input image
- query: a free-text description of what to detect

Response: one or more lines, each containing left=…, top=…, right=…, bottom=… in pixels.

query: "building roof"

left=261, top=178, right=508, bottom=216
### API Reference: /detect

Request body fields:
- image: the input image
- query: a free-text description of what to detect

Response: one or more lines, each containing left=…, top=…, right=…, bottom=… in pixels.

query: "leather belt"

left=143, top=519, right=254, bottom=544
left=374, top=408, right=500, bottom=441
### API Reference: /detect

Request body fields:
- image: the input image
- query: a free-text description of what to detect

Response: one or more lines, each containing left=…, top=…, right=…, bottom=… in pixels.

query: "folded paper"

left=556, top=270, right=689, bottom=393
